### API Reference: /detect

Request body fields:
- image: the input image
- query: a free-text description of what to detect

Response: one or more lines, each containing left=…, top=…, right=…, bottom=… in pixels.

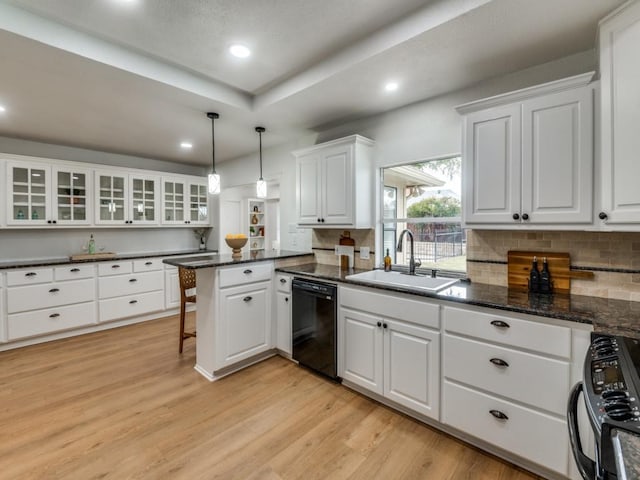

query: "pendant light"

left=207, top=112, right=220, bottom=195
left=255, top=126, right=267, bottom=198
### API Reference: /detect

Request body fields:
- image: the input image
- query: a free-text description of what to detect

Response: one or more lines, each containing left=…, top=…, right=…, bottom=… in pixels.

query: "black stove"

left=569, top=333, right=640, bottom=479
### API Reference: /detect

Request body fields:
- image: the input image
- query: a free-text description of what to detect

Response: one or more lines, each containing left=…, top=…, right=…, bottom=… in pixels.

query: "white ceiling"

left=0, top=0, right=625, bottom=166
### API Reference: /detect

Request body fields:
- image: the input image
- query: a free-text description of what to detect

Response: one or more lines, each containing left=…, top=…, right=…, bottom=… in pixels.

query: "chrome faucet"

left=396, top=229, right=421, bottom=275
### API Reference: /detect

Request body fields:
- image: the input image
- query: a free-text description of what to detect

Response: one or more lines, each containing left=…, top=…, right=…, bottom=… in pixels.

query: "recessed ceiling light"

left=385, top=82, right=399, bottom=92
left=229, top=44, right=251, bottom=58
left=180, top=142, right=193, bottom=149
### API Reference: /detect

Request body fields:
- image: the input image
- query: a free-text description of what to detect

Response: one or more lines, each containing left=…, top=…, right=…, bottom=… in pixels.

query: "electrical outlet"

left=360, top=246, right=370, bottom=259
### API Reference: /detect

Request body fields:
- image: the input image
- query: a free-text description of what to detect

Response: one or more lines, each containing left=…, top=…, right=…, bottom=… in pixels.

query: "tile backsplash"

left=312, top=229, right=376, bottom=269
left=467, top=230, right=640, bottom=301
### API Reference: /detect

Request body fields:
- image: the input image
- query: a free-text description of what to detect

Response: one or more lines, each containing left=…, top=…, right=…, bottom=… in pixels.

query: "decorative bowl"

left=225, top=236, right=247, bottom=258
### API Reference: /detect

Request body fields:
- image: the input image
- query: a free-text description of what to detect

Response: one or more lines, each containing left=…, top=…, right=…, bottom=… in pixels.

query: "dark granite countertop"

left=276, top=264, right=640, bottom=338
left=0, top=249, right=218, bottom=270
left=162, top=250, right=313, bottom=269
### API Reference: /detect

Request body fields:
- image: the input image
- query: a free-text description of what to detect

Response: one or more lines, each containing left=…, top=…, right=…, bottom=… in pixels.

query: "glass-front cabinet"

left=53, top=166, right=91, bottom=225
left=162, top=177, right=186, bottom=224
left=188, top=180, right=209, bottom=225
left=130, top=174, right=158, bottom=224
left=95, top=171, right=128, bottom=224
left=6, top=162, right=51, bottom=225
left=95, top=171, right=159, bottom=225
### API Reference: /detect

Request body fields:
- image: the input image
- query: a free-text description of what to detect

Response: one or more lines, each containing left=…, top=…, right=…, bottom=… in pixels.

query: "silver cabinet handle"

left=490, top=320, right=510, bottom=329
left=489, top=358, right=509, bottom=368
left=49, top=313, right=60, bottom=318
left=243, top=296, right=252, bottom=302
left=489, top=410, right=509, bottom=421
left=49, top=288, right=60, bottom=293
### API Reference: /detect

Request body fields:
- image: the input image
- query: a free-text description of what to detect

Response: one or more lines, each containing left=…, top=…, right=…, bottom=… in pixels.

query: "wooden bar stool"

left=178, top=267, right=196, bottom=353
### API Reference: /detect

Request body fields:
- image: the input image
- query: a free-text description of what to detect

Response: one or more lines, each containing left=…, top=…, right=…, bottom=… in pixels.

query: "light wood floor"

left=0, top=314, right=542, bottom=480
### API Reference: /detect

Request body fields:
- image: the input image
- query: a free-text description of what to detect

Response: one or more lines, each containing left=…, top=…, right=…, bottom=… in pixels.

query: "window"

left=381, top=156, right=466, bottom=273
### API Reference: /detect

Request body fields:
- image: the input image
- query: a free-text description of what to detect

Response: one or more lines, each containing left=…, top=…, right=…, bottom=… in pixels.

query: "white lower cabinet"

left=339, top=286, right=440, bottom=420
left=274, top=274, right=292, bottom=355
left=98, top=259, right=165, bottom=322
left=215, top=277, right=272, bottom=370
left=442, top=305, right=589, bottom=478
left=443, top=380, right=569, bottom=474
left=5, top=264, right=97, bottom=341
left=164, top=266, right=180, bottom=310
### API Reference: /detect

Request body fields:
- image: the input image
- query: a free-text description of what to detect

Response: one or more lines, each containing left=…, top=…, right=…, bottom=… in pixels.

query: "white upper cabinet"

left=6, top=161, right=52, bottom=226
left=599, top=1, right=640, bottom=227
left=294, top=135, right=374, bottom=228
left=6, top=160, right=93, bottom=226
left=94, top=170, right=159, bottom=225
left=52, top=165, right=92, bottom=225
left=458, top=72, right=594, bottom=228
left=162, top=176, right=210, bottom=226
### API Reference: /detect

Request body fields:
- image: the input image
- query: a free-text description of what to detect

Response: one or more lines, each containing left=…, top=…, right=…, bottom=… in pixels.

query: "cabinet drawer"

left=133, top=258, right=163, bottom=272
left=443, top=380, right=569, bottom=476
left=443, top=306, right=570, bottom=358
left=99, top=290, right=165, bottom=322
left=219, top=262, right=272, bottom=288
left=7, top=267, right=53, bottom=286
left=8, top=302, right=96, bottom=340
left=275, top=274, right=291, bottom=293
left=444, top=334, right=570, bottom=415
left=340, top=286, right=439, bottom=329
left=54, top=264, right=95, bottom=281
left=98, top=270, right=164, bottom=299
left=8, top=278, right=95, bottom=314
left=98, top=261, right=133, bottom=276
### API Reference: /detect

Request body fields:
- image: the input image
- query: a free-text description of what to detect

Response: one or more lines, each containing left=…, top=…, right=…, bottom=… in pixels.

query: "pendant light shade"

left=255, top=126, right=267, bottom=198
left=207, top=112, right=220, bottom=195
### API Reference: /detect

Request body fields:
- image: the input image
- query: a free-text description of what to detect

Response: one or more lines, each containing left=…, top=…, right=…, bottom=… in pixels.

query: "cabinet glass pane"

left=13, top=167, right=28, bottom=184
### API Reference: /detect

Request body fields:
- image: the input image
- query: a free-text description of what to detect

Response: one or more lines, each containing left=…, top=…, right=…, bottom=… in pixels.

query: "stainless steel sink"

left=345, top=270, right=458, bottom=293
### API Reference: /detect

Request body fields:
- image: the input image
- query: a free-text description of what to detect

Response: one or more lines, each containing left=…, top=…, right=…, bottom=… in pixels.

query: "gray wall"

left=218, top=50, right=597, bottom=253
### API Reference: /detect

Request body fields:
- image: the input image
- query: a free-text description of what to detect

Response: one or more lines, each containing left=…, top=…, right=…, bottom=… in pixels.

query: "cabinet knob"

left=243, top=296, right=252, bottom=302
left=512, top=213, right=520, bottom=220
left=383, top=323, right=388, bottom=329
left=521, top=213, right=529, bottom=220
left=321, top=218, right=325, bottom=223
left=47, top=220, right=52, bottom=224
left=285, top=297, right=288, bottom=303
left=490, top=320, right=510, bottom=329
left=279, top=278, right=286, bottom=283
left=599, top=212, right=608, bottom=220
left=377, top=321, right=382, bottom=327
left=489, top=410, right=509, bottom=421
left=317, top=218, right=321, bottom=223
left=52, top=220, right=57, bottom=224
left=489, top=358, right=509, bottom=368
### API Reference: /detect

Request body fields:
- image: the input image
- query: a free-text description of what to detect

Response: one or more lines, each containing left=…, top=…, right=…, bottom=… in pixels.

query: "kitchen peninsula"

left=163, top=250, right=313, bottom=380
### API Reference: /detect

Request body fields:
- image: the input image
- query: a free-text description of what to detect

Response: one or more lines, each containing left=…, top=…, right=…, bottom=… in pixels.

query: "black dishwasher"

left=292, top=278, right=338, bottom=380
